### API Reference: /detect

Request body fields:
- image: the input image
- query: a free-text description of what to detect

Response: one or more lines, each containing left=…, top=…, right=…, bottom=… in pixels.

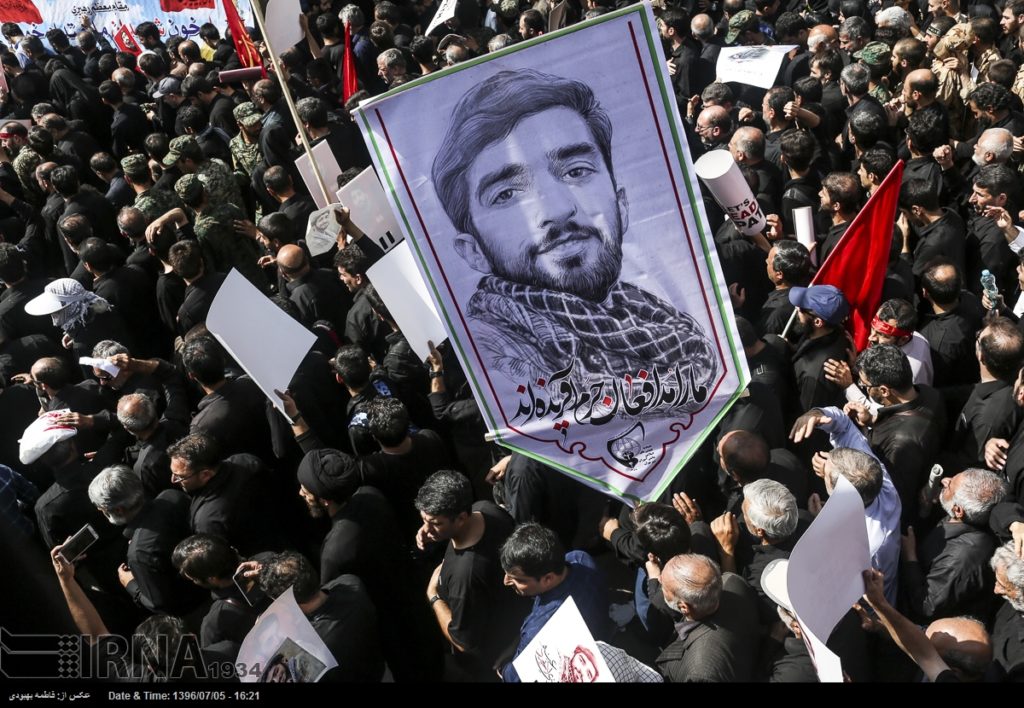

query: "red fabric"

left=113, top=24, right=143, bottom=56
left=0, top=0, right=42, bottom=25
left=222, top=0, right=264, bottom=72
left=812, top=160, right=905, bottom=351
left=342, top=23, right=359, bottom=102
left=160, top=0, right=214, bottom=10
left=870, top=315, right=912, bottom=338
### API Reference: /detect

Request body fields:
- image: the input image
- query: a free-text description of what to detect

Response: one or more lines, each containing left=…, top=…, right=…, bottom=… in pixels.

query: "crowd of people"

left=1, top=0, right=1024, bottom=685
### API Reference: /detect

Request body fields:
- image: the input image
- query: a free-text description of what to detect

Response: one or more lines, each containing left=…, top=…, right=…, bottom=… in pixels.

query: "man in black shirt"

left=87, top=465, right=198, bottom=614
left=900, top=180, right=966, bottom=281
left=335, top=244, right=388, bottom=363
left=919, top=261, right=983, bottom=388
left=276, top=244, right=352, bottom=333
left=758, top=241, right=811, bottom=337
left=257, top=550, right=384, bottom=682
left=0, top=243, right=58, bottom=344
left=416, top=469, right=527, bottom=681
left=168, top=241, right=226, bottom=336
left=988, top=541, right=1024, bottom=681
left=168, top=432, right=282, bottom=556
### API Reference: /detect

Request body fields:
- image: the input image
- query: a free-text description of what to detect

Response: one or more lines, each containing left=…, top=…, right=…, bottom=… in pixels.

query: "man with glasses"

left=694, top=104, right=733, bottom=152
left=167, top=432, right=283, bottom=557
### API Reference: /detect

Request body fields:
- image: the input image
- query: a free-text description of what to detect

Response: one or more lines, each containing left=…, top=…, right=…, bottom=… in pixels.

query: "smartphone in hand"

left=57, top=524, right=98, bottom=564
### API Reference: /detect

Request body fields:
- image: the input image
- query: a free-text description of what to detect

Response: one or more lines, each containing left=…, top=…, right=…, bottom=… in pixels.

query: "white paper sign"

left=296, top=140, right=345, bottom=209
left=206, top=269, right=316, bottom=414
left=336, top=167, right=403, bottom=253
left=512, top=597, right=614, bottom=683
left=264, top=0, right=304, bottom=54
left=787, top=474, right=871, bottom=683
left=79, top=357, right=120, bottom=378
left=236, top=587, right=338, bottom=683
left=716, top=45, right=798, bottom=89
left=306, top=204, right=343, bottom=258
left=366, top=240, right=447, bottom=361
left=425, top=0, right=458, bottom=36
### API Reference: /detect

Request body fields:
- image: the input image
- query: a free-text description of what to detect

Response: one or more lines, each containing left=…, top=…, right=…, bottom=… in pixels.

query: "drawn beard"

left=481, top=218, right=624, bottom=302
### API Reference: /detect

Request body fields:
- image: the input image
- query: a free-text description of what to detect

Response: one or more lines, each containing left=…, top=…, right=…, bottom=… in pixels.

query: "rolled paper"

left=694, top=150, right=766, bottom=236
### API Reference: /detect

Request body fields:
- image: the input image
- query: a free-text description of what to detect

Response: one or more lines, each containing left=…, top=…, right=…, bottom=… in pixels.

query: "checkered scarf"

left=468, top=276, right=719, bottom=386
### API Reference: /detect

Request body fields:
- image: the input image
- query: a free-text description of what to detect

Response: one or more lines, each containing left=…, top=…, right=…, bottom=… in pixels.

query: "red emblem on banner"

left=113, top=23, right=143, bottom=56
left=0, top=0, right=43, bottom=25
left=159, top=0, right=215, bottom=11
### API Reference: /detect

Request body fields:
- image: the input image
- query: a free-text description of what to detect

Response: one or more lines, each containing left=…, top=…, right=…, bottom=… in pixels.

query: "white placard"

left=264, top=0, right=304, bottom=54
left=787, top=474, right=871, bottom=683
left=793, top=206, right=815, bottom=252
left=512, top=597, right=614, bottom=683
left=336, top=167, right=403, bottom=253
left=296, top=140, right=345, bottom=209
left=206, top=269, right=316, bottom=415
left=716, top=45, right=798, bottom=89
left=236, top=587, right=337, bottom=683
left=305, top=204, right=343, bottom=257
left=366, top=240, right=447, bottom=361
left=424, top=0, right=458, bottom=36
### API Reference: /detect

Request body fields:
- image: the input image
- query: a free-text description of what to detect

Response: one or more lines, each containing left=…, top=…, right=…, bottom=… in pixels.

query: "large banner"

left=356, top=3, right=748, bottom=503
left=1, top=0, right=252, bottom=46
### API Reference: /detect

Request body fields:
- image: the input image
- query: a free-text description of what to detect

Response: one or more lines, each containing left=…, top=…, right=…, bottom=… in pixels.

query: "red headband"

left=871, top=316, right=912, bottom=338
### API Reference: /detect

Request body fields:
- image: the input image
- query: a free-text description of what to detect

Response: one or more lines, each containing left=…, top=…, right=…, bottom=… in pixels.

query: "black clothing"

left=186, top=454, right=282, bottom=556
left=110, top=102, right=151, bottom=159
left=819, top=221, right=850, bottom=265
left=951, top=381, right=1019, bottom=473
left=92, top=265, right=163, bottom=357
left=900, top=519, right=997, bottom=622
left=907, top=209, right=966, bottom=279
left=284, top=267, right=352, bottom=334
left=309, top=574, right=385, bottom=682
left=792, top=329, right=849, bottom=411
left=278, top=193, right=319, bottom=244
left=655, top=573, right=761, bottom=682
left=123, top=489, right=198, bottom=614
left=191, top=376, right=273, bottom=461
left=919, top=295, right=983, bottom=389
left=990, top=601, right=1024, bottom=681
left=0, top=277, right=59, bottom=343
left=757, top=288, right=796, bottom=337
left=345, top=286, right=389, bottom=364
left=177, top=271, right=226, bottom=335
left=966, top=212, right=1016, bottom=300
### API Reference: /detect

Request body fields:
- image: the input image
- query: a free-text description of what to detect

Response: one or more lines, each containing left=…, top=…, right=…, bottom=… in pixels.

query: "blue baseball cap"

left=788, top=285, right=849, bottom=326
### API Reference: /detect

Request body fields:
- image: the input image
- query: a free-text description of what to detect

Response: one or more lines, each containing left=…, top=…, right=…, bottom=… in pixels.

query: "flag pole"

left=780, top=307, right=798, bottom=341
left=247, top=0, right=333, bottom=206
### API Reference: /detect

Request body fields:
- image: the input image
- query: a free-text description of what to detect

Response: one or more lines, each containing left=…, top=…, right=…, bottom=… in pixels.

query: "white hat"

left=24, top=278, right=88, bottom=316
left=24, top=289, right=65, bottom=316
left=19, top=410, right=77, bottom=465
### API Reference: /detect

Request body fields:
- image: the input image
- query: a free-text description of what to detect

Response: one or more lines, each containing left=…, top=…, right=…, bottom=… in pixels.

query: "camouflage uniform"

left=229, top=102, right=263, bottom=177
left=13, top=146, right=42, bottom=197
left=134, top=187, right=183, bottom=224
left=165, top=134, right=244, bottom=210
left=176, top=173, right=266, bottom=290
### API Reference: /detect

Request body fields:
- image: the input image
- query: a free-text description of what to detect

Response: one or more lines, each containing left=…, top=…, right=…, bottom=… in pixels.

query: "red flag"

left=222, top=0, right=264, bottom=72
left=0, top=0, right=42, bottom=25
left=113, top=23, right=143, bottom=56
left=342, top=23, right=359, bottom=102
left=812, top=160, right=905, bottom=351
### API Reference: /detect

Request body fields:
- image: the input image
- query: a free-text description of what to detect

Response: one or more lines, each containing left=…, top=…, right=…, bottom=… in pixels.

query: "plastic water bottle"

left=919, top=464, right=944, bottom=518
left=981, top=270, right=999, bottom=310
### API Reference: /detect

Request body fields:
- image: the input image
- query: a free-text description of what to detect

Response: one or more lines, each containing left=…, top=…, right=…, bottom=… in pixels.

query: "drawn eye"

left=565, top=165, right=594, bottom=180
left=491, top=188, right=516, bottom=205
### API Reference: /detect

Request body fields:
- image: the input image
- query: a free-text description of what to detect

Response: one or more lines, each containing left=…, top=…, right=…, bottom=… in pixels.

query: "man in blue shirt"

left=498, top=522, right=609, bottom=682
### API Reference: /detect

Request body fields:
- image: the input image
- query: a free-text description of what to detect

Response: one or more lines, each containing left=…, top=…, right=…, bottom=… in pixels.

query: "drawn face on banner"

left=455, top=107, right=629, bottom=303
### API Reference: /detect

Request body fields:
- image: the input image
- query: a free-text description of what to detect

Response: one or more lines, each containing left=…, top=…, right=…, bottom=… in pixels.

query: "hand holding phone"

left=57, top=524, right=98, bottom=565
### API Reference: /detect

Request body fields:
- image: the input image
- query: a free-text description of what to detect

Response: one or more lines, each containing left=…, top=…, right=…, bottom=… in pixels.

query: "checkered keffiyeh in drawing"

left=468, top=275, right=719, bottom=395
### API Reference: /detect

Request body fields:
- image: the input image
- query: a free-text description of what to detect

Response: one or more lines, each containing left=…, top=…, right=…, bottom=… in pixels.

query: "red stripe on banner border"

left=373, top=18, right=730, bottom=482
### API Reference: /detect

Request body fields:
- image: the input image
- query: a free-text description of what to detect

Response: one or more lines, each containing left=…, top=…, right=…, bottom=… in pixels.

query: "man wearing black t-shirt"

left=415, top=470, right=528, bottom=681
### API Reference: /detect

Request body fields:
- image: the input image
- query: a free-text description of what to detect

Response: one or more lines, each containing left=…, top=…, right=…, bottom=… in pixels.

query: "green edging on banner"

left=357, top=2, right=749, bottom=502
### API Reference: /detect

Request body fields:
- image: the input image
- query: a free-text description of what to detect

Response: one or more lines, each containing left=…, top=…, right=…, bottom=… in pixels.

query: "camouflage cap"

left=174, top=173, right=204, bottom=203
left=120, top=153, right=148, bottom=173
left=853, top=41, right=892, bottom=66
left=162, top=134, right=200, bottom=167
left=233, top=101, right=262, bottom=128
left=726, top=10, right=759, bottom=44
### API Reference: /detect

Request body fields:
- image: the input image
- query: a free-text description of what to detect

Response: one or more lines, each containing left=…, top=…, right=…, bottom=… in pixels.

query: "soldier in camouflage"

left=163, top=135, right=244, bottom=209
left=175, top=173, right=266, bottom=291
left=122, top=153, right=183, bottom=224
left=229, top=102, right=263, bottom=177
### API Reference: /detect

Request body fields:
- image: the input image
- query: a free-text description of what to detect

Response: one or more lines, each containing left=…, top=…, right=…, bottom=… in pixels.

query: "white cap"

left=759, top=558, right=793, bottom=613
left=23, top=289, right=65, bottom=316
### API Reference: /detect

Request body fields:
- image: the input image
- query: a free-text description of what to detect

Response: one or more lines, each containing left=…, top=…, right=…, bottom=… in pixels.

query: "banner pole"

left=248, top=0, right=333, bottom=206
left=780, top=307, right=798, bottom=341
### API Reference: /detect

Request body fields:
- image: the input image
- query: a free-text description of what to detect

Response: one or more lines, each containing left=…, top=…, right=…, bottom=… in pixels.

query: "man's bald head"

left=977, top=128, right=1014, bottom=164
left=117, top=392, right=158, bottom=435
left=661, top=554, right=722, bottom=620
left=699, top=104, right=730, bottom=125
left=905, top=68, right=937, bottom=96
left=112, top=67, right=135, bottom=89
left=277, top=244, right=307, bottom=280
left=808, top=24, right=838, bottom=52
left=730, top=126, right=766, bottom=163
left=718, top=429, right=770, bottom=482
left=926, top=617, right=992, bottom=681
left=691, top=13, right=714, bottom=40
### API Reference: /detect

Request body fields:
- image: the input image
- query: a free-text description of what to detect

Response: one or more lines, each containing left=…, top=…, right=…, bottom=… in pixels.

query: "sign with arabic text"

left=356, top=4, right=748, bottom=503
left=1, top=0, right=252, bottom=48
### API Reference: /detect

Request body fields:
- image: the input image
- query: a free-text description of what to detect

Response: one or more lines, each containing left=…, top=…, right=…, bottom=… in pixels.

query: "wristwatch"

left=429, top=594, right=443, bottom=606
left=429, top=369, right=444, bottom=379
